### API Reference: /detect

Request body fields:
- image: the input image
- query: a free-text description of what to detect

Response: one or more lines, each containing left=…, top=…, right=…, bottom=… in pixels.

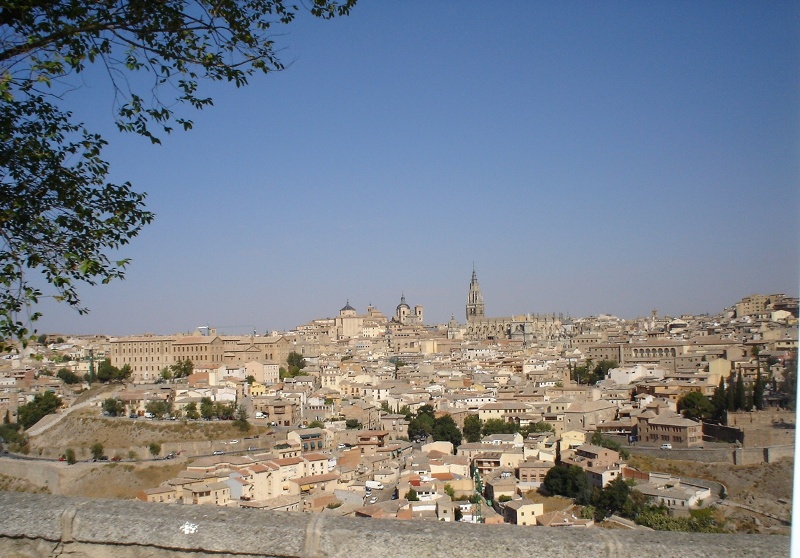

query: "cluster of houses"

left=1, top=291, right=795, bottom=526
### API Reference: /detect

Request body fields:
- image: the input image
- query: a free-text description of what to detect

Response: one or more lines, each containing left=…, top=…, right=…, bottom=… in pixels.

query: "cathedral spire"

left=466, top=267, right=485, bottom=322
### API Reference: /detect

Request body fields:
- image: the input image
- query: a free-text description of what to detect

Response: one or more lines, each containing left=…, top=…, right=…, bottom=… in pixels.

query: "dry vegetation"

left=627, top=454, right=793, bottom=534
left=28, top=412, right=271, bottom=458
left=58, top=460, right=187, bottom=499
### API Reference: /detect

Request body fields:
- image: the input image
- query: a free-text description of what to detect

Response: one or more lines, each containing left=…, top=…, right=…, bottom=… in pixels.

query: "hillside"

left=28, top=410, right=273, bottom=459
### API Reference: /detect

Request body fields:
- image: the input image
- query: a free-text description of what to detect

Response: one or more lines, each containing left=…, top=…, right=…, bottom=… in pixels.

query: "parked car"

left=229, top=440, right=239, bottom=444
left=660, top=443, right=672, bottom=450
left=213, top=450, right=224, bottom=455
left=369, top=496, right=378, bottom=504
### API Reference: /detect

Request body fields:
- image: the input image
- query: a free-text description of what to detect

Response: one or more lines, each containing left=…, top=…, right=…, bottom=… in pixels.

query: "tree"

left=159, top=367, right=173, bottom=383
left=57, top=367, right=81, bottom=384
left=170, top=359, right=193, bottom=379
left=592, top=477, right=631, bottom=519
left=542, top=465, right=589, bottom=500
left=90, top=442, right=104, bottom=460
left=199, top=397, right=214, bottom=420
left=407, top=412, right=434, bottom=441
left=148, top=442, right=161, bottom=458
left=405, top=488, right=419, bottom=502
left=432, top=414, right=462, bottom=450
left=734, top=371, right=746, bottom=411
left=102, top=397, right=125, bottom=417
left=234, top=404, right=250, bottom=432
left=443, top=483, right=455, bottom=499
left=462, top=414, right=482, bottom=443
left=145, top=400, right=169, bottom=419
left=17, top=391, right=61, bottom=428
left=64, top=448, right=76, bottom=465
left=481, top=418, right=518, bottom=436
left=184, top=402, right=199, bottom=420
left=286, top=351, right=306, bottom=375
left=677, top=391, right=715, bottom=422
left=345, top=418, right=361, bottom=429
left=711, top=377, right=727, bottom=423
left=752, top=368, right=765, bottom=411
left=96, top=358, right=118, bottom=383
left=0, top=0, right=355, bottom=349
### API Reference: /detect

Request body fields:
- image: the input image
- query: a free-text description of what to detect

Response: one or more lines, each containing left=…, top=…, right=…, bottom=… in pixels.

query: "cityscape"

left=0, top=273, right=795, bottom=537
left=0, top=2, right=796, bottom=555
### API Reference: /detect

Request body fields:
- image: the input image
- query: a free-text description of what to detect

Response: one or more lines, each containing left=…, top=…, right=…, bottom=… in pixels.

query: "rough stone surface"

left=0, top=492, right=790, bottom=558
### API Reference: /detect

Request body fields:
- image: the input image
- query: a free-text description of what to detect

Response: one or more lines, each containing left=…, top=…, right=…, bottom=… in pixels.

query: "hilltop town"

left=0, top=275, right=796, bottom=534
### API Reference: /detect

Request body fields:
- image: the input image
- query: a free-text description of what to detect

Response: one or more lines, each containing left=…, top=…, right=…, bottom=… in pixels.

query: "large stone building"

left=463, top=269, right=565, bottom=345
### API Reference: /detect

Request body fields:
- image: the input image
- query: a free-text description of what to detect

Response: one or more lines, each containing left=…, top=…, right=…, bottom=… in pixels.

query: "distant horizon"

left=34, top=285, right=785, bottom=338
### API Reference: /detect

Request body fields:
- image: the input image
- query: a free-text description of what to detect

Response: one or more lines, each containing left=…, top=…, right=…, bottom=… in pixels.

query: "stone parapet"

left=0, top=492, right=789, bottom=558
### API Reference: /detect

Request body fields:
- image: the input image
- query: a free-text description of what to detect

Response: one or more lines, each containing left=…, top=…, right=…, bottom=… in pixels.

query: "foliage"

left=677, top=391, right=715, bottom=422
left=64, top=447, right=76, bottom=464
left=345, top=418, right=361, bottom=429
left=57, top=367, right=81, bottom=384
left=481, top=418, right=518, bottom=436
left=405, top=488, right=419, bottom=501
left=590, top=432, right=629, bottom=460
left=590, top=477, right=631, bottom=518
left=17, top=390, right=61, bottom=428
left=234, top=404, right=250, bottom=432
left=571, top=359, right=617, bottom=385
left=443, top=483, right=455, bottom=498
left=541, top=465, right=590, bottom=501
left=148, top=442, right=161, bottom=458
left=307, top=420, right=324, bottom=429
left=407, top=410, right=434, bottom=441
left=779, top=353, right=796, bottom=410
left=0, top=421, right=26, bottom=450
left=96, top=358, right=131, bottom=383
left=245, top=375, right=256, bottom=385
left=145, top=400, right=170, bottom=418
left=285, top=351, right=306, bottom=376
left=525, top=421, right=554, bottom=435
left=497, top=494, right=512, bottom=503
left=184, top=402, right=199, bottom=420
left=752, top=368, right=765, bottom=411
left=159, top=367, right=172, bottom=382
left=102, top=397, right=125, bottom=417
left=200, top=397, right=214, bottom=420
left=635, top=505, right=726, bottom=533
left=90, top=442, right=104, bottom=460
left=431, top=414, right=462, bottom=450
left=170, top=359, right=193, bottom=379
left=462, top=414, right=482, bottom=443
left=0, top=0, right=356, bottom=348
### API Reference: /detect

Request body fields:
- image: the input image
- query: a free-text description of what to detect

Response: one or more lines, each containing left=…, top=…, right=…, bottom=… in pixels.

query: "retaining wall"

left=0, top=492, right=789, bottom=558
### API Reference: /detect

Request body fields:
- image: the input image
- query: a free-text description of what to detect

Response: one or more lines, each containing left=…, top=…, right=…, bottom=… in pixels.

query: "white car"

left=229, top=440, right=239, bottom=444
left=369, top=496, right=378, bottom=504
left=660, top=443, right=672, bottom=450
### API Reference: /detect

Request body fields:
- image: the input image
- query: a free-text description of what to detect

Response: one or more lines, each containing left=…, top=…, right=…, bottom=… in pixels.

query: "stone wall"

left=0, top=492, right=790, bottom=558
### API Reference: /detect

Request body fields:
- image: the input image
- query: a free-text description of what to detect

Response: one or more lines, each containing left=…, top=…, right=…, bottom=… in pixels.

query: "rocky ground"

left=627, top=454, right=793, bottom=534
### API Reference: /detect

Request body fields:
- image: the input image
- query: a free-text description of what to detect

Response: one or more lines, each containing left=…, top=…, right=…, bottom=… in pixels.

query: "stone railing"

left=0, top=492, right=789, bottom=558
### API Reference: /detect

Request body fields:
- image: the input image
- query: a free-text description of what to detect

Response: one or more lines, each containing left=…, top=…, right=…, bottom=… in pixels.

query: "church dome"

left=341, top=300, right=355, bottom=312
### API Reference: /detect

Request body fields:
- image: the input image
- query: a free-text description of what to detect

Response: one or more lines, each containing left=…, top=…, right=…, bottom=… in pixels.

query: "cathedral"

left=463, top=268, right=565, bottom=345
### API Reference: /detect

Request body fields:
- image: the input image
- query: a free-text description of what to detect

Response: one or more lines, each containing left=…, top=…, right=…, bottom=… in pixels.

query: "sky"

left=30, top=1, right=800, bottom=336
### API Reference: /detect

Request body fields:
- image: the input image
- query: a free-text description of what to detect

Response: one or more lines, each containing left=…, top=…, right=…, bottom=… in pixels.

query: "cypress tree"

left=753, top=369, right=765, bottom=411
left=735, top=371, right=746, bottom=411
left=711, top=377, right=727, bottom=422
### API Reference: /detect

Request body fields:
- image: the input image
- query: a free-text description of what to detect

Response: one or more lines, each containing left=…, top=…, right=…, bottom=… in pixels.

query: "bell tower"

left=466, top=267, right=485, bottom=322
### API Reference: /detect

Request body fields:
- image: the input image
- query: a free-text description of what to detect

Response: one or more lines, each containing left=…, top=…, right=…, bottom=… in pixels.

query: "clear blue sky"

left=35, top=1, right=800, bottom=336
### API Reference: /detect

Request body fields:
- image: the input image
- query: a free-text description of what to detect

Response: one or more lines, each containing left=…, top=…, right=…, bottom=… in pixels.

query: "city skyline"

left=28, top=2, right=799, bottom=336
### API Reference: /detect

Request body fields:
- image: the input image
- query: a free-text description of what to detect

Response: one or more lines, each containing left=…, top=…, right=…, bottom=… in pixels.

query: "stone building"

left=462, top=269, right=565, bottom=345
